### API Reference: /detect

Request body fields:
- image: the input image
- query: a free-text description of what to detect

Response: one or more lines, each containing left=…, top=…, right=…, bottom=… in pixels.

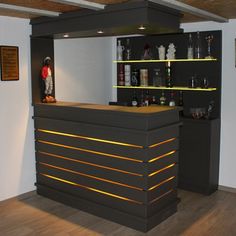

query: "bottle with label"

left=169, top=91, right=176, bottom=107
left=131, top=90, right=138, bottom=107
left=187, top=33, right=194, bottom=59
left=125, top=38, right=131, bottom=60
left=160, top=90, right=166, bottom=105
left=195, top=31, right=202, bottom=59
left=118, top=64, right=125, bottom=86
left=165, top=61, right=173, bottom=87
left=117, top=40, right=124, bottom=61
left=131, top=69, right=140, bottom=86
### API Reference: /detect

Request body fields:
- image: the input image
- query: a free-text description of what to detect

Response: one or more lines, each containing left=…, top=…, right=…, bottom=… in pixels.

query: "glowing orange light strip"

left=148, top=176, right=175, bottom=191
left=149, top=138, right=176, bottom=148
left=39, top=151, right=143, bottom=177
left=148, top=150, right=176, bottom=163
left=38, top=129, right=143, bottom=149
left=39, top=162, right=143, bottom=191
left=38, top=140, right=143, bottom=163
left=148, top=164, right=175, bottom=177
left=149, top=189, right=174, bottom=204
left=40, top=173, right=142, bottom=205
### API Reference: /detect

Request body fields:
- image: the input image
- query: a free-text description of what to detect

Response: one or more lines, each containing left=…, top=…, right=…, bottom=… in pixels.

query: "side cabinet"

left=178, top=118, right=220, bottom=195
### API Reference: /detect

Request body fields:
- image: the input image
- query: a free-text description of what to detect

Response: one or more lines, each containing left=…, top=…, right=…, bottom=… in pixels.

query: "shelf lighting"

left=63, top=33, right=69, bottom=38
left=97, top=30, right=104, bottom=34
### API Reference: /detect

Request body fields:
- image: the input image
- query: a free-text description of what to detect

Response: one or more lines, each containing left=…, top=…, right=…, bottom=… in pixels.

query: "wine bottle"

left=169, top=91, right=175, bottom=107
left=165, top=61, right=173, bottom=87
left=195, top=31, right=202, bottom=59
left=160, top=90, right=166, bottom=105
left=187, top=33, right=194, bottom=59
left=131, top=90, right=138, bottom=107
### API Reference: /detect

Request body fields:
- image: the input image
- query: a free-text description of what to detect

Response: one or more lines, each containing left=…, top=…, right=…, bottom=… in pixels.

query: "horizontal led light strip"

left=40, top=173, right=142, bottom=205
left=38, top=140, right=143, bottom=163
left=38, top=129, right=143, bottom=149
left=148, top=164, right=175, bottom=177
left=39, top=162, right=143, bottom=190
left=149, top=138, right=176, bottom=148
left=148, top=150, right=176, bottom=163
left=39, top=151, right=143, bottom=177
left=149, top=189, right=174, bottom=204
left=148, top=176, right=175, bottom=191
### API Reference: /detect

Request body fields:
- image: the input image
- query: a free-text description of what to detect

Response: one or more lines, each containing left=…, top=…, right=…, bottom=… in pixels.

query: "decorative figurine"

left=41, top=56, right=56, bottom=103
left=166, top=43, right=176, bottom=60
left=142, top=43, right=153, bottom=60
left=205, top=35, right=214, bottom=59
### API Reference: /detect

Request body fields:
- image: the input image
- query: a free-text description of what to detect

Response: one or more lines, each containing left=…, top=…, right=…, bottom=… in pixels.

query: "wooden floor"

left=1, top=190, right=236, bottom=236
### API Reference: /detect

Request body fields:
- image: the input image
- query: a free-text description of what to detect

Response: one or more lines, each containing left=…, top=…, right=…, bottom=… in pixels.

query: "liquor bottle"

left=169, top=91, right=176, bottom=107
left=117, top=40, right=124, bottom=61
left=118, top=64, right=125, bottom=86
left=195, top=31, right=202, bottom=59
left=144, top=90, right=150, bottom=106
left=187, top=33, right=194, bottom=59
left=151, top=95, right=157, bottom=105
left=178, top=91, right=183, bottom=106
left=165, top=61, right=173, bottom=87
left=140, top=90, right=145, bottom=106
left=131, top=69, right=140, bottom=86
left=125, top=38, right=131, bottom=60
left=131, top=90, right=138, bottom=107
left=160, top=90, right=166, bottom=105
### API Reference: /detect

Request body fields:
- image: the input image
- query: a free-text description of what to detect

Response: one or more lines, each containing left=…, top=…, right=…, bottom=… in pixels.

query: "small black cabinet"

left=179, top=118, right=220, bottom=195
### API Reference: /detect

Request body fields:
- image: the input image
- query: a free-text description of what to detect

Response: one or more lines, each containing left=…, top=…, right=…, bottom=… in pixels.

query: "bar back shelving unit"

left=115, top=30, right=222, bottom=195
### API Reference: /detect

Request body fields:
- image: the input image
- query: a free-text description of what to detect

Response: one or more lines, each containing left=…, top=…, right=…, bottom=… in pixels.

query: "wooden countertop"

left=36, top=101, right=179, bottom=115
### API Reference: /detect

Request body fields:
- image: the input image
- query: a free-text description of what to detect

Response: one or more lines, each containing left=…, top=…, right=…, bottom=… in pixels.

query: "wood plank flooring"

left=1, top=190, right=236, bottom=236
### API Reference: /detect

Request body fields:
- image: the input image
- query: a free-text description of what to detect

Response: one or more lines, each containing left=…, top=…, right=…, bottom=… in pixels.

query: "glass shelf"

left=113, top=58, right=217, bottom=63
left=113, top=86, right=217, bottom=92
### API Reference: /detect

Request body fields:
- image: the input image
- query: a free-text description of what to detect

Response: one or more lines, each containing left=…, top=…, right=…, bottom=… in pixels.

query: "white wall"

left=55, top=37, right=113, bottom=104
left=0, top=17, right=35, bottom=201
left=181, top=20, right=236, bottom=188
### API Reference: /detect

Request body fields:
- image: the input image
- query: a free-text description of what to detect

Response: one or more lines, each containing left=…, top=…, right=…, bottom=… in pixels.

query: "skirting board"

left=0, top=190, right=36, bottom=205
left=37, top=184, right=178, bottom=232
left=218, top=185, right=236, bottom=194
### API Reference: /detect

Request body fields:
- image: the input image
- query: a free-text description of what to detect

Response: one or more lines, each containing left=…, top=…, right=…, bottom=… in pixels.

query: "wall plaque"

left=0, top=46, right=19, bottom=81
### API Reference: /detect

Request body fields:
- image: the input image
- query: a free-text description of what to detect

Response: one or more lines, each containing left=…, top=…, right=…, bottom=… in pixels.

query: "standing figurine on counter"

left=41, top=56, right=56, bottom=103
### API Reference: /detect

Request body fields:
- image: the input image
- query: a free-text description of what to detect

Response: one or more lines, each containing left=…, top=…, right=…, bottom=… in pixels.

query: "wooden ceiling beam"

left=0, top=3, right=60, bottom=17
left=149, top=0, right=228, bottom=22
left=48, top=0, right=105, bottom=10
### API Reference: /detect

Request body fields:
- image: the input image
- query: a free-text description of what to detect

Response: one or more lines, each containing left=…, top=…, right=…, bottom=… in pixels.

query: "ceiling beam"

left=0, top=3, right=60, bottom=17
left=49, top=0, right=105, bottom=10
left=149, top=0, right=228, bottom=23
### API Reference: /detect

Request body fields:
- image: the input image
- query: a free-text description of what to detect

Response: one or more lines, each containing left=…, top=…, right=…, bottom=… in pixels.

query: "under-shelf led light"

left=97, top=30, right=104, bottom=34
left=63, top=33, right=69, bottom=38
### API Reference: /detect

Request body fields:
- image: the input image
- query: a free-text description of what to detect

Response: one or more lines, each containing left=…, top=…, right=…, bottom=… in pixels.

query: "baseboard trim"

left=218, top=185, right=236, bottom=194
left=0, top=190, right=36, bottom=205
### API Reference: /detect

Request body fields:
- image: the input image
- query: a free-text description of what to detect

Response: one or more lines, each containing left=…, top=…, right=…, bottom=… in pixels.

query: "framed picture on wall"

left=0, top=46, right=19, bottom=81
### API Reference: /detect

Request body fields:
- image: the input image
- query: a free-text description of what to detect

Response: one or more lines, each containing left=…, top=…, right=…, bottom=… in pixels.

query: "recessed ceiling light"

left=97, top=30, right=104, bottom=34
left=138, top=25, right=146, bottom=30
left=63, top=34, right=69, bottom=38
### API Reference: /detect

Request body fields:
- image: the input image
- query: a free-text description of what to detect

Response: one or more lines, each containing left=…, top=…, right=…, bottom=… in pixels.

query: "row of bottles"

left=117, top=32, right=214, bottom=61
left=118, top=63, right=173, bottom=87
left=131, top=90, right=183, bottom=107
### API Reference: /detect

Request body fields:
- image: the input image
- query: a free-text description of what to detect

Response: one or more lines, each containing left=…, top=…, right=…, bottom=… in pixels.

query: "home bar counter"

left=33, top=102, right=181, bottom=232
